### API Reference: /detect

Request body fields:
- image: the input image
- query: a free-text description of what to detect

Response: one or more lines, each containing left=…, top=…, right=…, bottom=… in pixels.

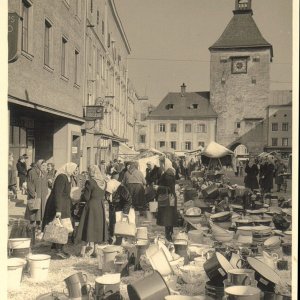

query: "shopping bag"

left=43, top=218, right=69, bottom=244
left=60, top=218, right=74, bottom=233
left=115, top=208, right=136, bottom=224
left=114, top=216, right=136, bottom=238
left=149, top=199, right=158, bottom=212
left=27, top=197, right=41, bottom=211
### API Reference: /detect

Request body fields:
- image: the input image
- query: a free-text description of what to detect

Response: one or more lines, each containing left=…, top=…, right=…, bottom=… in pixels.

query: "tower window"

left=251, top=76, right=256, bottom=84
left=236, top=122, right=241, bottom=129
left=166, top=104, right=174, bottom=110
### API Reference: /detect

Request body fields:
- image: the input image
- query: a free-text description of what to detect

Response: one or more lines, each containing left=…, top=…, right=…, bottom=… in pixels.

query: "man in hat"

left=16, top=154, right=28, bottom=193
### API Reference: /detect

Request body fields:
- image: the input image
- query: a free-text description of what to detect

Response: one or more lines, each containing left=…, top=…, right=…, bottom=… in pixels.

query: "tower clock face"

left=232, top=57, right=247, bottom=74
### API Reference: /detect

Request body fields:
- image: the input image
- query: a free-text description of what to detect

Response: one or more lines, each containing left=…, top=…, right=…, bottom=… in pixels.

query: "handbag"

left=27, top=197, right=41, bottom=211
left=43, top=218, right=69, bottom=244
left=114, top=216, right=136, bottom=238
left=60, top=218, right=74, bottom=233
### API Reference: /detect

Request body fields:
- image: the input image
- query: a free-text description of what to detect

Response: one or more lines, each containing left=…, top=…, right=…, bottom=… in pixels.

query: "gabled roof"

left=209, top=11, right=273, bottom=58
left=147, top=91, right=217, bottom=120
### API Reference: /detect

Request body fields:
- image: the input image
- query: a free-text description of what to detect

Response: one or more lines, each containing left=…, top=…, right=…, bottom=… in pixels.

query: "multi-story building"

left=265, top=90, right=292, bottom=157
left=82, top=0, right=138, bottom=168
left=8, top=0, right=140, bottom=170
left=8, top=0, right=86, bottom=168
left=147, top=84, right=217, bottom=154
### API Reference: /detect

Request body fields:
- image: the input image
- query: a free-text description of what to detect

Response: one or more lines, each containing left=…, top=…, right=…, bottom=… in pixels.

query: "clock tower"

left=209, top=0, right=273, bottom=152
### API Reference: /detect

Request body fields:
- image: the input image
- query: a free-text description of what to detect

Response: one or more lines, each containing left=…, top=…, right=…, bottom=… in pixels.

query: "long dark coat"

left=75, top=179, right=108, bottom=243
left=244, top=164, right=259, bottom=190
left=25, top=167, right=49, bottom=222
left=42, top=174, right=72, bottom=231
left=16, top=160, right=27, bottom=187
left=157, top=169, right=178, bottom=227
left=145, top=166, right=162, bottom=185
left=261, top=163, right=275, bottom=191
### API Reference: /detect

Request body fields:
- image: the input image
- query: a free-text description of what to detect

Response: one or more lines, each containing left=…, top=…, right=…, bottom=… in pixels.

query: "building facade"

left=8, top=0, right=140, bottom=171
left=147, top=84, right=217, bottom=154
left=8, top=0, right=86, bottom=168
left=82, top=0, right=138, bottom=169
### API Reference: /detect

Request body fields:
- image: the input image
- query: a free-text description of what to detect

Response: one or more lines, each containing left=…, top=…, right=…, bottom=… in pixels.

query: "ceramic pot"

left=224, top=286, right=261, bottom=300
left=227, top=269, right=255, bottom=286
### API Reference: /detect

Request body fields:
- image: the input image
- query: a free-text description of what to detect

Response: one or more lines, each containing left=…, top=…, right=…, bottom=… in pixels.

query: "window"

left=197, top=124, right=207, bottom=133
left=192, top=104, right=198, bottom=109
left=198, top=141, right=205, bottom=147
left=185, top=124, right=192, bottom=133
left=159, top=124, right=166, bottom=132
left=170, top=124, right=177, bottom=132
left=170, top=141, right=176, bottom=150
left=282, top=123, right=289, bottom=131
left=102, top=20, right=105, bottom=35
left=272, top=138, right=278, bottom=147
left=44, top=20, right=52, bottom=67
left=61, top=37, right=68, bottom=77
left=236, top=122, right=241, bottom=129
left=90, top=0, right=93, bottom=13
left=140, top=135, right=146, bottom=143
left=74, top=49, right=79, bottom=84
left=185, top=142, right=192, bottom=150
left=108, top=33, right=111, bottom=48
left=272, top=123, right=278, bottom=131
left=22, top=0, right=31, bottom=52
left=159, top=141, right=166, bottom=148
left=97, top=10, right=100, bottom=24
left=282, top=138, right=288, bottom=147
left=166, top=104, right=174, bottom=110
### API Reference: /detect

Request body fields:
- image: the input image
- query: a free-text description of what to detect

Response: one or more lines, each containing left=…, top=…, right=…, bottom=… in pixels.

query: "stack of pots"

left=7, top=258, right=27, bottom=290
left=203, top=252, right=234, bottom=298
left=93, top=273, right=121, bottom=300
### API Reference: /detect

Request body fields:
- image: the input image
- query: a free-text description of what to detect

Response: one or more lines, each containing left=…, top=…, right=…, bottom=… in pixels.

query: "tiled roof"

left=147, top=91, right=217, bottom=120
left=209, top=11, right=273, bottom=57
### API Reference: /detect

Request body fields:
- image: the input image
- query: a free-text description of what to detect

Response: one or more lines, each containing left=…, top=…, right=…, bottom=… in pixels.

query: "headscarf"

left=89, top=165, right=106, bottom=190
left=106, top=179, right=121, bottom=194
left=35, top=159, right=46, bottom=176
left=161, top=158, right=176, bottom=176
left=147, top=161, right=154, bottom=169
left=55, top=162, right=78, bottom=181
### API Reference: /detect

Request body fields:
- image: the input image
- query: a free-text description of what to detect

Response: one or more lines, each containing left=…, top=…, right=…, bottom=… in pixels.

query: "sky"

left=114, top=0, right=293, bottom=104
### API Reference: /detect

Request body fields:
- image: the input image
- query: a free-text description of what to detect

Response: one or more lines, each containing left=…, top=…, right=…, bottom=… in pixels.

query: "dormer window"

left=192, top=104, right=198, bottom=109
left=166, top=104, right=174, bottom=110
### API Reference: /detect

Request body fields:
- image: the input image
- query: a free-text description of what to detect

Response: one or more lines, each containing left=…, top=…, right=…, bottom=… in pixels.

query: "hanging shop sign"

left=8, top=12, right=21, bottom=63
left=85, top=105, right=104, bottom=120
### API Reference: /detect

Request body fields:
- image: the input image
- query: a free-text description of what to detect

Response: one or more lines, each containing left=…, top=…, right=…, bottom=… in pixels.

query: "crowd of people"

left=8, top=152, right=288, bottom=260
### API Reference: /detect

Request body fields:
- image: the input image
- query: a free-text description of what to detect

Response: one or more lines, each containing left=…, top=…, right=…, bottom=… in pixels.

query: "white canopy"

left=118, top=143, right=138, bottom=157
left=137, top=155, right=172, bottom=177
left=201, top=141, right=233, bottom=158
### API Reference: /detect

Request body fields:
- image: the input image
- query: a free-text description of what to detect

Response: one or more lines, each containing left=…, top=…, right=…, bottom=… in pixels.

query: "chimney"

left=181, top=83, right=186, bottom=96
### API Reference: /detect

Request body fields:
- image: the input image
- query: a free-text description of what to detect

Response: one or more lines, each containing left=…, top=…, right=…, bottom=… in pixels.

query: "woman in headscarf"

left=8, top=153, right=17, bottom=198
left=75, top=165, right=108, bottom=257
left=25, top=159, right=49, bottom=227
left=156, top=157, right=177, bottom=242
left=122, top=161, right=146, bottom=213
left=42, top=162, right=79, bottom=259
left=105, top=179, right=132, bottom=244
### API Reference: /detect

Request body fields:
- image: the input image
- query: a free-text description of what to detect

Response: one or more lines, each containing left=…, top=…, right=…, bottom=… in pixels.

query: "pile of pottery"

left=209, top=221, right=234, bottom=243
left=210, top=211, right=232, bottom=230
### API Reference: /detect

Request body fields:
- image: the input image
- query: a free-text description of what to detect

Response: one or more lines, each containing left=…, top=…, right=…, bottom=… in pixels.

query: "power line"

left=127, top=57, right=292, bottom=65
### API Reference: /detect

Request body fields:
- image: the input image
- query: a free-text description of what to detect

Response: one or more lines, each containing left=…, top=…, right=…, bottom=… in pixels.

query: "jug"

left=64, top=272, right=91, bottom=299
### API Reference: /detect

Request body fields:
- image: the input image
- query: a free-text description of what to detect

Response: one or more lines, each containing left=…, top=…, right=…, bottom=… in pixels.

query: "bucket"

left=127, top=270, right=170, bottom=300
left=94, top=273, right=121, bottom=300
left=8, top=258, right=26, bottom=290
left=10, top=247, right=31, bottom=258
left=27, top=254, right=51, bottom=281
left=64, top=272, right=90, bottom=299
left=270, top=197, right=279, bottom=208
left=174, top=242, right=189, bottom=264
left=102, top=246, right=123, bottom=273
left=8, top=238, right=31, bottom=249
left=136, top=227, right=148, bottom=240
